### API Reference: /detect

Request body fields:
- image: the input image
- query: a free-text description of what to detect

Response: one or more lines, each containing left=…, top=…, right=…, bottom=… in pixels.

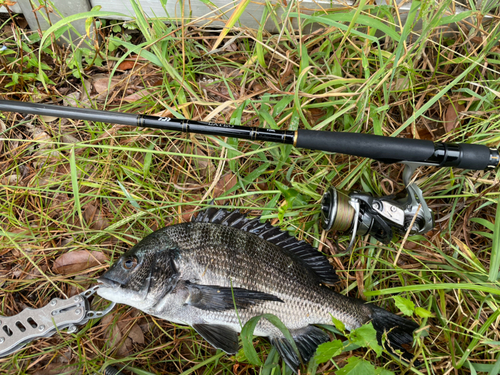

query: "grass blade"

left=69, top=147, right=83, bottom=228
left=211, top=0, right=252, bottom=51
left=489, top=195, right=500, bottom=281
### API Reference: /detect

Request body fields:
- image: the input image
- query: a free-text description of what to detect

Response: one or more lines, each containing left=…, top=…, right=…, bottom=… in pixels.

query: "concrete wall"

left=2, top=0, right=478, bottom=34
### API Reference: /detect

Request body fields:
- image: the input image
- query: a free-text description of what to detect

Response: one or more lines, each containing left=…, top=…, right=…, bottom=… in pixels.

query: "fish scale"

left=97, top=208, right=419, bottom=372
left=179, top=224, right=335, bottom=328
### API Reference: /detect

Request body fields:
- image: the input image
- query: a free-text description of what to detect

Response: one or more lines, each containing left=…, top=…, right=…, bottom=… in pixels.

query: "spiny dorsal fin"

left=193, top=207, right=338, bottom=284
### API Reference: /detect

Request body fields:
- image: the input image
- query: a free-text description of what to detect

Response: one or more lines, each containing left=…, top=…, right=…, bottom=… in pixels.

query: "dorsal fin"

left=193, top=207, right=338, bottom=284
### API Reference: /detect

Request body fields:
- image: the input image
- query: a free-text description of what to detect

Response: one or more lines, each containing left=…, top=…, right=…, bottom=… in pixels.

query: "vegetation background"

left=0, top=0, right=500, bottom=374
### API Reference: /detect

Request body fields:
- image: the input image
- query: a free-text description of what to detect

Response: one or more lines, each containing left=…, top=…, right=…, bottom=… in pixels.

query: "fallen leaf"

left=214, top=172, right=238, bottom=198
left=63, top=92, right=80, bottom=107
left=443, top=102, right=465, bottom=132
left=101, top=313, right=123, bottom=351
left=92, top=76, right=121, bottom=95
left=117, top=60, right=138, bottom=70
left=127, top=323, right=145, bottom=344
left=83, top=204, right=109, bottom=230
left=122, top=88, right=150, bottom=102
left=61, top=133, right=81, bottom=144
left=117, top=337, right=133, bottom=357
left=39, top=115, right=58, bottom=122
left=52, top=250, right=108, bottom=274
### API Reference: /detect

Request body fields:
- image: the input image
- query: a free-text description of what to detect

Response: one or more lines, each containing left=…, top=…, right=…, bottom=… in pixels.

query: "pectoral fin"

left=185, top=282, right=283, bottom=311
left=193, top=324, right=239, bottom=354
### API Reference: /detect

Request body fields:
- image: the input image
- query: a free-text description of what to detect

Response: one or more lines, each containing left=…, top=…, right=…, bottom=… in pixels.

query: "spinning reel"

left=321, top=164, right=434, bottom=248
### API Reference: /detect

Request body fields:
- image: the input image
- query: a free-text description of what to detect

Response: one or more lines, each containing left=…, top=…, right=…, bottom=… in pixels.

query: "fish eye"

left=122, top=256, right=138, bottom=270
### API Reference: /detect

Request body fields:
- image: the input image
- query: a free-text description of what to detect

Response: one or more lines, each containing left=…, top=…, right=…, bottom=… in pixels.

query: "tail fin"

left=369, top=305, right=420, bottom=363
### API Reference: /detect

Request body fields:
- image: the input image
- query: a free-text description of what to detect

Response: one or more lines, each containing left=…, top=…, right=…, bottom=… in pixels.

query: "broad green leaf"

left=337, top=357, right=375, bottom=375
left=375, top=368, right=395, bottom=375
left=275, top=181, right=299, bottom=203
left=240, top=319, right=262, bottom=365
left=414, top=306, right=434, bottom=318
left=314, top=340, right=343, bottom=364
left=393, top=296, right=415, bottom=316
left=241, top=314, right=299, bottom=367
left=331, top=315, right=346, bottom=333
left=350, top=323, right=383, bottom=357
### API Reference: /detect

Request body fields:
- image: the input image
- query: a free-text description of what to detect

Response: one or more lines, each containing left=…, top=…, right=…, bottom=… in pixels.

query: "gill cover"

left=99, top=229, right=180, bottom=301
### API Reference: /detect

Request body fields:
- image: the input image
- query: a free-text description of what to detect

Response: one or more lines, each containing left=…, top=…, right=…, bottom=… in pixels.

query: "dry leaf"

left=127, top=323, right=145, bottom=344
left=63, top=92, right=80, bottom=107
left=83, top=204, right=109, bottom=230
left=102, top=315, right=141, bottom=357
left=117, top=60, right=138, bottom=70
left=52, top=250, right=108, bottom=274
left=93, top=76, right=121, bottom=95
left=180, top=205, right=197, bottom=223
left=39, top=115, right=58, bottom=122
left=61, top=133, right=81, bottom=144
left=101, top=313, right=123, bottom=350
left=117, top=337, right=133, bottom=357
left=443, top=102, right=465, bottom=132
left=122, top=89, right=150, bottom=102
left=214, top=172, right=238, bottom=198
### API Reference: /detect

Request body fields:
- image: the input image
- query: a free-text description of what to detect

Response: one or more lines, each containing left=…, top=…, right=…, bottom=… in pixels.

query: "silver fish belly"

left=97, top=208, right=418, bottom=372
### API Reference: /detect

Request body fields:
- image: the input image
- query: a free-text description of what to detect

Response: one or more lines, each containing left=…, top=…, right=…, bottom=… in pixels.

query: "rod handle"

left=295, top=129, right=499, bottom=170
left=296, top=129, right=435, bottom=164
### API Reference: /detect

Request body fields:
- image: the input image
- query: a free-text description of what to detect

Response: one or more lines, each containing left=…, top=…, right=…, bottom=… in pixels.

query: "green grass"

left=1, top=0, right=500, bottom=373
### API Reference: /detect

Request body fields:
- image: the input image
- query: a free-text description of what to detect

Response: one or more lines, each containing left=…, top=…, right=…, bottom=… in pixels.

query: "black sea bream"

left=97, top=208, right=419, bottom=371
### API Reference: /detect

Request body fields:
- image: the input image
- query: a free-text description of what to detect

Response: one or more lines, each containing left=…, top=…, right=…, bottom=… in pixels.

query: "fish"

left=97, top=208, right=419, bottom=372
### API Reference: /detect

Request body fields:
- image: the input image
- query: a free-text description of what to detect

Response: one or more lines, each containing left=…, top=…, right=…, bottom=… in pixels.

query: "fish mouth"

left=97, top=276, right=122, bottom=288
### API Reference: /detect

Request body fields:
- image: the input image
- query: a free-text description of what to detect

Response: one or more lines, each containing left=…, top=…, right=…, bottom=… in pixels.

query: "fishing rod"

left=0, top=99, right=498, bottom=246
left=0, top=99, right=498, bottom=170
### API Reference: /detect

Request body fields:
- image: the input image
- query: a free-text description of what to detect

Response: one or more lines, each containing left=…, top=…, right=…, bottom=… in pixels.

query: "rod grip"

left=296, top=129, right=499, bottom=170
left=296, top=129, right=435, bottom=164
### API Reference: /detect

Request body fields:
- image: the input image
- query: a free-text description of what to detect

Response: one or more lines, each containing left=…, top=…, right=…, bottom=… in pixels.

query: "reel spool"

left=321, top=188, right=355, bottom=233
left=321, top=180, right=434, bottom=249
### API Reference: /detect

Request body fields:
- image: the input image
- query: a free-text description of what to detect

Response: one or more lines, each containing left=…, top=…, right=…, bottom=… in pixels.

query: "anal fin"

left=271, top=325, right=330, bottom=374
left=193, top=324, right=239, bottom=354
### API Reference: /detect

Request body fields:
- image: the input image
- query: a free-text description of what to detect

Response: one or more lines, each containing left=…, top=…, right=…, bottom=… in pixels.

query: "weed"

left=0, top=0, right=499, bottom=374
